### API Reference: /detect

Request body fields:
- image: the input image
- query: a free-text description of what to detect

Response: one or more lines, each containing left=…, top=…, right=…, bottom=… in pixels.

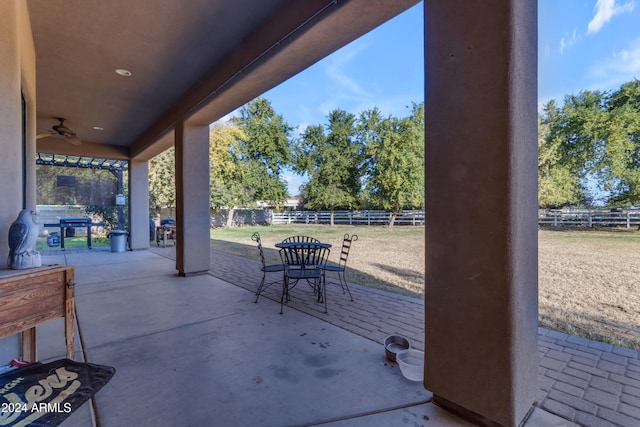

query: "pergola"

left=36, top=153, right=128, bottom=229
left=1, top=1, right=539, bottom=425
left=35, top=153, right=128, bottom=172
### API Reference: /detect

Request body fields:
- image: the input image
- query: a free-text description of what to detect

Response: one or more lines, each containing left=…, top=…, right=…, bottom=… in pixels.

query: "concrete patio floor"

left=27, top=248, right=578, bottom=426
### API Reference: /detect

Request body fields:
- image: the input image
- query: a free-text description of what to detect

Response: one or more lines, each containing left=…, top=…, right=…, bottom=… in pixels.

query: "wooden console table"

left=0, top=264, right=75, bottom=362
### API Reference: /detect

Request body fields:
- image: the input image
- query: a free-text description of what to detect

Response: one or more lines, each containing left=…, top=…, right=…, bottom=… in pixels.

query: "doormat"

left=0, top=358, right=115, bottom=427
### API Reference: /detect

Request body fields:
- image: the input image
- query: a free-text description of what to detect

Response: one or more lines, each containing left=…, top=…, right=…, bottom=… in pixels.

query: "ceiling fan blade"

left=41, top=119, right=82, bottom=144
left=65, top=134, right=82, bottom=145
left=54, top=125, right=75, bottom=135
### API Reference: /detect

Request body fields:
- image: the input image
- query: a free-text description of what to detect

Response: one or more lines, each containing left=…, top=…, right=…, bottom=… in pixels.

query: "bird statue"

left=8, top=209, right=42, bottom=269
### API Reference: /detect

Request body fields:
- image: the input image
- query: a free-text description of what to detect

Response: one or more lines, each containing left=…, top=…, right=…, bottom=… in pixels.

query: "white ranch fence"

left=274, top=209, right=640, bottom=228
left=538, top=209, right=640, bottom=228
left=271, top=210, right=425, bottom=226
left=179, top=208, right=640, bottom=228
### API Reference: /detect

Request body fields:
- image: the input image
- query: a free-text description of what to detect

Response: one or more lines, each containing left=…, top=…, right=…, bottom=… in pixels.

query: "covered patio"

left=4, top=1, right=551, bottom=425
left=31, top=248, right=572, bottom=427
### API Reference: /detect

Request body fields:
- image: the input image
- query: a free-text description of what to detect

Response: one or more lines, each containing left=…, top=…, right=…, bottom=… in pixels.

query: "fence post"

left=627, top=212, right=631, bottom=228
left=588, top=211, right=592, bottom=228
left=553, top=211, right=558, bottom=227
left=349, top=211, right=353, bottom=225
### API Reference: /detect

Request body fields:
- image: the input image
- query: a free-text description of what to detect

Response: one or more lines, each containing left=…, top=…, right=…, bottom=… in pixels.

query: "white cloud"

left=613, top=43, right=640, bottom=73
left=559, top=29, right=580, bottom=54
left=292, top=123, right=308, bottom=139
left=324, top=43, right=373, bottom=100
left=588, top=0, right=635, bottom=34
left=317, top=41, right=378, bottom=117
left=587, top=38, right=640, bottom=88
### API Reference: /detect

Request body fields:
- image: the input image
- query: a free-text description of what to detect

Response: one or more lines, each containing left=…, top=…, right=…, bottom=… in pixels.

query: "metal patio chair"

left=280, top=245, right=330, bottom=314
left=320, top=233, right=357, bottom=301
left=280, top=236, right=322, bottom=266
left=280, top=235, right=320, bottom=244
left=252, top=232, right=285, bottom=303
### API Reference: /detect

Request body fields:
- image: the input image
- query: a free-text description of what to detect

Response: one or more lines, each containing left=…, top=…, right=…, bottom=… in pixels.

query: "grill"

left=44, top=217, right=106, bottom=249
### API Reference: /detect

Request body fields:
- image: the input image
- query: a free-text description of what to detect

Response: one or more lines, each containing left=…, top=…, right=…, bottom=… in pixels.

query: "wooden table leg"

left=21, top=327, right=37, bottom=363
left=66, top=272, right=75, bottom=360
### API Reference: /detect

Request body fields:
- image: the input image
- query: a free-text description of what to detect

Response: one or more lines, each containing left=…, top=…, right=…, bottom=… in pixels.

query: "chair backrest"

left=280, top=245, right=329, bottom=268
left=307, top=246, right=330, bottom=268
left=281, top=235, right=320, bottom=244
left=338, top=234, right=358, bottom=266
left=251, top=232, right=266, bottom=267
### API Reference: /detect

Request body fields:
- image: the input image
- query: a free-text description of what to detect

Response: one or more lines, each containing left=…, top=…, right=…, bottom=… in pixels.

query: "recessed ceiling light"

left=93, top=126, right=104, bottom=131
left=115, top=69, right=132, bottom=77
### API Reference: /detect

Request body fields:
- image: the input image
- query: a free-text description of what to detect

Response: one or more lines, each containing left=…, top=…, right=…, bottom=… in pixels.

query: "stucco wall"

left=0, top=0, right=36, bottom=360
left=0, top=0, right=36, bottom=269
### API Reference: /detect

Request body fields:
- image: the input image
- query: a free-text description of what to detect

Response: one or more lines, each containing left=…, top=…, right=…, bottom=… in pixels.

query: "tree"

left=148, top=147, right=176, bottom=210
left=538, top=101, right=585, bottom=208
left=233, top=97, right=292, bottom=205
left=539, top=80, right=640, bottom=207
left=360, top=104, right=424, bottom=227
left=209, top=123, right=248, bottom=226
left=601, top=80, right=640, bottom=205
left=148, top=97, right=294, bottom=227
left=539, top=91, right=609, bottom=207
left=293, top=109, right=362, bottom=225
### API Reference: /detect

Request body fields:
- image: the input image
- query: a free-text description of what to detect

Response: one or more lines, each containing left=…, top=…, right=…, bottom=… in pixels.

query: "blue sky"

left=539, top=0, right=640, bottom=110
left=252, top=2, right=424, bottom=195
left=225, top=1, right=640, bottom=195
left=263, top=2, right=424, bottom=137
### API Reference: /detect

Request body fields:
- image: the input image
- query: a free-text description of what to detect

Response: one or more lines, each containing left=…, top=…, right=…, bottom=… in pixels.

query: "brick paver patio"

left=150, top=245, right=640, bottom=427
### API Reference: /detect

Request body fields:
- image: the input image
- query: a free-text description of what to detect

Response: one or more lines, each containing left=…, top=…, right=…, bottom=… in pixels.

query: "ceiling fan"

left=37, top=118, right=82, bottom=145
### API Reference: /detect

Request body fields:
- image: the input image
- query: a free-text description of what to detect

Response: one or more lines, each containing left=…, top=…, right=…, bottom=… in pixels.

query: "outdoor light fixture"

left=115, top=69, right=132, bottom=77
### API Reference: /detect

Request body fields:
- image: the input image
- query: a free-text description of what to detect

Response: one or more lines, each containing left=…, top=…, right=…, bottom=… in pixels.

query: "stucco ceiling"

left=28, top=0, right=419, bottom=160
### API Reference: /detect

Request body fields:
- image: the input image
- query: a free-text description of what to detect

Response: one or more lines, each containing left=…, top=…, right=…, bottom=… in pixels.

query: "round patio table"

left=274, top=242, right=331, bottom=249
left=275, top=240, right=332, bottom=313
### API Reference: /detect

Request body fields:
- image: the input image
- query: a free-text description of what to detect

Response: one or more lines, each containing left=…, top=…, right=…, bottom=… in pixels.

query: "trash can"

left=149, top=218, right=156, bottom=242
left=46, top=232, right=60, bottom=247
left=108, top=230, right=128, bottom=253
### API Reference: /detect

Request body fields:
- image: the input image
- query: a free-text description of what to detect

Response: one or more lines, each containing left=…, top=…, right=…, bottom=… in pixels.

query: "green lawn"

left=36, top=236, right=110, bottom=250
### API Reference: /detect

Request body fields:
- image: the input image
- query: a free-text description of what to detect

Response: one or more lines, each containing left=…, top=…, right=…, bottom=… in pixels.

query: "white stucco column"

left=424, top=1, right=538, bottom=426
left=128, top=159, right=150, bottom=250
left=175, top=120, right=210, bottom=276
left=0, top=2, right=23, bottom=270
left=0, top=0, right=36, bottom=359
left=0, top=0, right=35, bottom=268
